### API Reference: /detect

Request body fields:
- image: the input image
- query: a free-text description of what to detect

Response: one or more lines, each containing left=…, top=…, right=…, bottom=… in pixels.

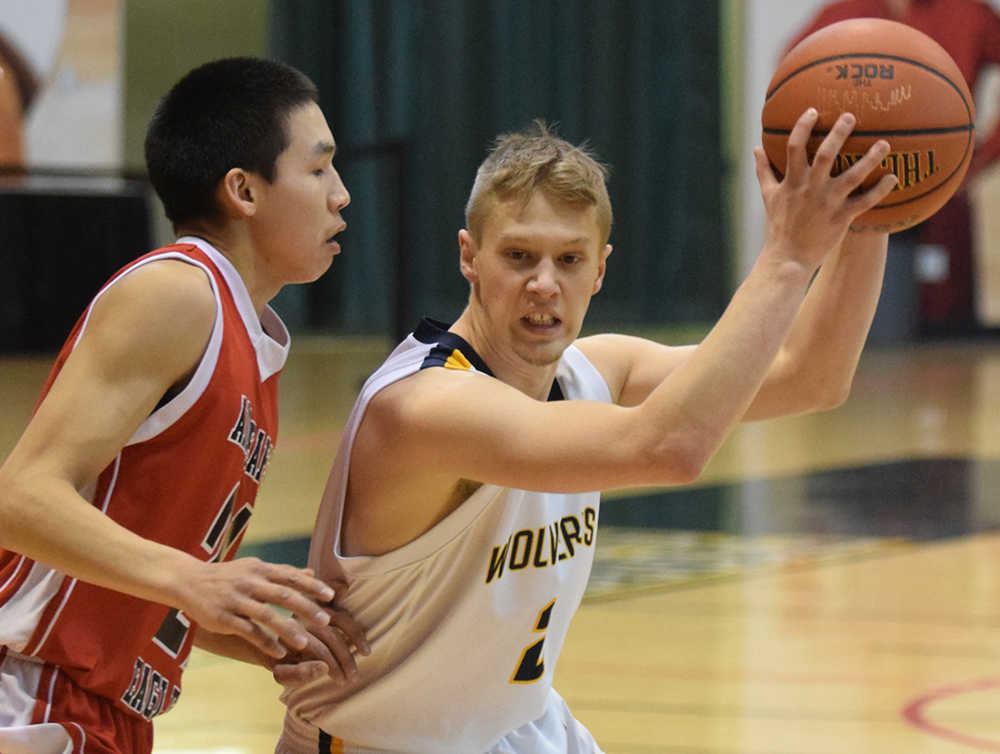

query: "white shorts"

left=0, top=651, right=75, bottom=754
left=275, top=687, right=604, bottom=754
left=487, top=688, right=604, bottom=754
left=0, top=648, right=152, bottom=754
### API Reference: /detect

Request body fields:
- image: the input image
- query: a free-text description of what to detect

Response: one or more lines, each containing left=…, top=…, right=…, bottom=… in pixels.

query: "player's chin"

left=516, top=337, right=570, bottom=367
left=297, top=255, right=336, bottom=284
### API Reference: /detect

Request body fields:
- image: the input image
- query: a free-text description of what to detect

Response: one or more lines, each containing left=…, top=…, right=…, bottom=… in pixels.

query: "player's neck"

left=451, top=309, right=560, bottom=401
left=174, top=222, right=274, bottom=317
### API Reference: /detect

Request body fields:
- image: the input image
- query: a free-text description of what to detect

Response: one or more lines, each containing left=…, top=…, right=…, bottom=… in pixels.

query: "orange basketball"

left=761, top=18, right=975, bottom=233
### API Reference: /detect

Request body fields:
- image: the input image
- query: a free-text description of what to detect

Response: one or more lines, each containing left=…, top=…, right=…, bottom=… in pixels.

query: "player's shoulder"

left=365, top=359, right=499, bottom=439
left=99, top=257, right=216, bottom=327
left=81, top=257, right=217, bottom=369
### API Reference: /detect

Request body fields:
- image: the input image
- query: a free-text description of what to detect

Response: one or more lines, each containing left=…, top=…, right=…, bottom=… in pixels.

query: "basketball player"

left=0, top=58, right=367, bottom=754
left=276, top=109, right=898, bottom=753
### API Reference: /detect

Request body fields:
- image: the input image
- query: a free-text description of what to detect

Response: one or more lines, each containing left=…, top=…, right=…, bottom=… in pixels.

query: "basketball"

left=761, top=18, right=975, bottom=232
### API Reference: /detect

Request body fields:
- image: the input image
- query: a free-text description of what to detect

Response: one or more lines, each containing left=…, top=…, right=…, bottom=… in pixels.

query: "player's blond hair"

left=465, top=121, right=613, bottom=243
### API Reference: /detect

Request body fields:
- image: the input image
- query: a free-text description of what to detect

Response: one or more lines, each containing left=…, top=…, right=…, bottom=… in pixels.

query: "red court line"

left=902, top=677, right=1000, bottom=751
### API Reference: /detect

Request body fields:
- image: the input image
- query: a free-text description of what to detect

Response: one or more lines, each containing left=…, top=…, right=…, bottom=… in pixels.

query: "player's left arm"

left=739, top=229, right=888, bottom=420
left=577, top=230, right=887, bottom=418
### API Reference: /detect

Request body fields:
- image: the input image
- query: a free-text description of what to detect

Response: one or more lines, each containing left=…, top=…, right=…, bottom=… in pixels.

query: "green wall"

left=122, top=0, right=271, bottom=173
left=120, top=1, right=734, bottom=337
left=274, top=0, right=727, bottom=336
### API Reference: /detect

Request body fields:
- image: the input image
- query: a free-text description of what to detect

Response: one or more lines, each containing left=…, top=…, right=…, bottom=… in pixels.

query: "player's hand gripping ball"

left=762, top=18, right=975, bottom=232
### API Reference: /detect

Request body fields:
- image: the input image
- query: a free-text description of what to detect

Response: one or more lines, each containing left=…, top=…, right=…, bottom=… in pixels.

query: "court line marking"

left=902, top=676, right=1000, bottom=751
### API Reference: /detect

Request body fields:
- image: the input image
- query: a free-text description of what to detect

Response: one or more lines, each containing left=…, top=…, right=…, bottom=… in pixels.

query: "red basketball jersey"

left=0, top=237, right=288, bottom=721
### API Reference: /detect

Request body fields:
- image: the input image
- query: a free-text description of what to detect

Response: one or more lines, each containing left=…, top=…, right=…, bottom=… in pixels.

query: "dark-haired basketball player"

left=0, top=57, right=367, bottom=754
left=277, top=111, right=896, bottom=753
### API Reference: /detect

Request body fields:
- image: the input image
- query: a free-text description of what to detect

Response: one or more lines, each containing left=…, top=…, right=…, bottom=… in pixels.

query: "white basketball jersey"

left=280, top=319, right=612, bottom=754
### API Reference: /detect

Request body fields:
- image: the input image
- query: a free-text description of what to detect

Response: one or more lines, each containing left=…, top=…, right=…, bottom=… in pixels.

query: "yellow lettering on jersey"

left=485, top=507, right=597, bottom=584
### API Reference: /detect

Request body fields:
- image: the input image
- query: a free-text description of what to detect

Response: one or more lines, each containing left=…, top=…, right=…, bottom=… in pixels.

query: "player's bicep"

left=370, top=370, right=645, bottom=493
left=576, top=334, right=695, bottom=407
left=5, top=262, right=216, bottom=488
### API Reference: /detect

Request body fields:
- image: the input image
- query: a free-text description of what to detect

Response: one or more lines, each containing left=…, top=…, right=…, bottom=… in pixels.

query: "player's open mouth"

left=523, top=313, right=559, bottom=327
left=325, top=223, right=346, bottom=245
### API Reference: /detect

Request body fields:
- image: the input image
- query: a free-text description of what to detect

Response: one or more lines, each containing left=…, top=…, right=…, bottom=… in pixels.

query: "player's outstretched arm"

left=377, top=111, right=898, bottom=495
left=0, top=260, right=334, bottom=658
left=586, top=110, right=896, bottom=417
left=582, top=110, right=897, bottom=418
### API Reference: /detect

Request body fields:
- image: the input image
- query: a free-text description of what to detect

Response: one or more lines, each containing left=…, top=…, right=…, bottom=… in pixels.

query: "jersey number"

left=510, top=599, right=555, bottom=684
left=153, top=483, right=252, bottom=658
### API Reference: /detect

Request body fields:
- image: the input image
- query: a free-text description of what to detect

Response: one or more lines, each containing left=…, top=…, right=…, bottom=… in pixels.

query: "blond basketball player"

left=278, top=110, right=898, bottom=753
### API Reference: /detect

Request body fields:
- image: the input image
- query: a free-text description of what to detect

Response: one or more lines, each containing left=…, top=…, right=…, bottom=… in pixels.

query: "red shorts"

left=0, top=648, right=153, bottom=754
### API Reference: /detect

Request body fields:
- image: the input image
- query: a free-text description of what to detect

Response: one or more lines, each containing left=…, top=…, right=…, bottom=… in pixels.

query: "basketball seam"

left=765, top=52, right=974, bottom=122
left=767, top=141, right=973, bottom=210
left=762, top=125, right=974, bottom=136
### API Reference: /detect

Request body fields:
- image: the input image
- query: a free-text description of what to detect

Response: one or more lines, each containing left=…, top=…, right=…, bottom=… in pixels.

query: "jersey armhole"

left=72, top=254, right=224, bottom=446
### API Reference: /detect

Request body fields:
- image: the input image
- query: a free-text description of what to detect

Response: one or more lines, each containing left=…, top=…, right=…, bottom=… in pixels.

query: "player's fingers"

left=845, top=172, right=899, bottom=217
left=835, top=139, right=892, bottom=195
left=811, top=112, right=855, bottom=177
left=783, top=107, right=820, bottom=183
left=261, top=563, right=337, bottom=605
left=272, top=659, right=328, bottom=687
left=233, top=594, right=312, bottom=651
left=248, top=576, right=334, bottom=630
left=312, top=623, right=361, bottom=681
left=327, top=579, right=350, bottom=599
left=327, top=607, right=371, bottom=656
left=753, top=146, right=779, bottom=194
left=226, top=614, right=287, bottom=659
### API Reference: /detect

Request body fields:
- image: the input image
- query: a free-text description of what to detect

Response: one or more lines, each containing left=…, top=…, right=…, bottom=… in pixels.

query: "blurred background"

left=6, top=0, right=998, bottom=353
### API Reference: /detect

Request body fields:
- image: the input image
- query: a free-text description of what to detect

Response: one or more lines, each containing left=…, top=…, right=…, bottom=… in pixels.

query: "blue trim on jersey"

left=318, top=729, right=332, bottom=752
left=413, top=318, right=565, bottom=402
left=415, top=318, right=494, bottom=375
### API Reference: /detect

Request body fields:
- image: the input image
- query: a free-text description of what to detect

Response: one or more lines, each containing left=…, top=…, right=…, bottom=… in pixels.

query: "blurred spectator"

left=0, top=31, right=38, bottom=168
left=790, top=0, right=1000, bottom=335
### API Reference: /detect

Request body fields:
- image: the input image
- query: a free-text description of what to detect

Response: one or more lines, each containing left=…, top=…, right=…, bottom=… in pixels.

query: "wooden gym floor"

left=5, top=333, right=1000, bottom=753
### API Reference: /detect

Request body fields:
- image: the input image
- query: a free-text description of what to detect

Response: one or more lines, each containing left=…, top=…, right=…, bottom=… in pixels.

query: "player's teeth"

left=526, top=314, right=553, bottom=324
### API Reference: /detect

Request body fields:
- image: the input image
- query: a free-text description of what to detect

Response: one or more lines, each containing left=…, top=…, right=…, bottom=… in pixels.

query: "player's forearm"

left=193, top=626, right=272, bottom=668
left=633, top=247, right=816, bottom=479
left=0, top=471, right=200, bottom=609
left=744, top=231, right=888, bottom=420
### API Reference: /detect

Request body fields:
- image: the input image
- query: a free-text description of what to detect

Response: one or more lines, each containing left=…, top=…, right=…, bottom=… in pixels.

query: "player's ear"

left=592, top=244, right=612, bottom=294
left=217, top=168, right=256, bottom=219
left=458, top=229, right=479, bottom=284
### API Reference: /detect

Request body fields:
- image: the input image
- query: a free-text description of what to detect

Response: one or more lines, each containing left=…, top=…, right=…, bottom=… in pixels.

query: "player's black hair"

left=144, top=57, right=319, bottom=228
